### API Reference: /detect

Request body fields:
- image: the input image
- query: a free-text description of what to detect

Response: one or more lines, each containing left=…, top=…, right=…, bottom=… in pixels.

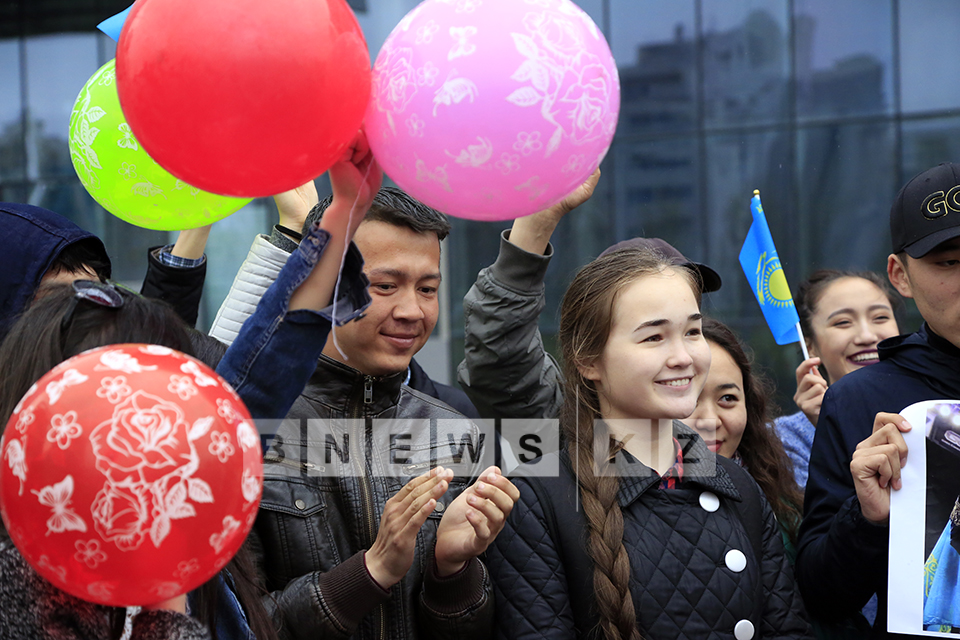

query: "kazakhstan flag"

left=739, top=191, right=799, bottom=345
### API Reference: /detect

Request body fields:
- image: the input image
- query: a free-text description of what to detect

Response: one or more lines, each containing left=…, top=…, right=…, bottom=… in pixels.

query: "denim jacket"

left=215, top=222, right=370, bottom=421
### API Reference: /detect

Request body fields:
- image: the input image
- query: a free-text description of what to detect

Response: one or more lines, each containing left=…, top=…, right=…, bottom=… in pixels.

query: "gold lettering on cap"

left=922, top=186, right=960, bottom=219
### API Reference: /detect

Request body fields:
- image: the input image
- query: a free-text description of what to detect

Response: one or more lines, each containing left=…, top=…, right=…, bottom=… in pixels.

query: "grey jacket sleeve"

left=457, top=230, right=564, bottom=420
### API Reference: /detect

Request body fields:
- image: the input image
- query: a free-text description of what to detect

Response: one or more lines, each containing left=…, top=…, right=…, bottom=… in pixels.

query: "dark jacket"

left=0, top=520, right=208, bottom=640
left=407, top=358, right=480, bottom=420
left=486, top=423, right=811, bottom=640
left=140, top=246, right=206, bottom=327
left=797, top=324, right=960, bottom=639
left=252, top=353, right=494, bottom=640
left=0, top=202, right=110, bottom=337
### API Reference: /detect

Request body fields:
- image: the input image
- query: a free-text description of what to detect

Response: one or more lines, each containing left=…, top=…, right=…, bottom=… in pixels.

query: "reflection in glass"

left=797, top=123, right=896, bottom=271
left=704, top=130, right=793, bottom=315
left=612, top=137, right=701, bottom=260
left=793, top=0, right=893, bottom=119
left=900, top=2, right=960, bottom=114
left=0, top=39, right=24, bottom=182
left=612, top=0, right=696, bottom=135
left=702, top=0, right=790, bottom=126
left=25, top=34, right=99, bottom=178
left=902, top=117, right=960, bottom=186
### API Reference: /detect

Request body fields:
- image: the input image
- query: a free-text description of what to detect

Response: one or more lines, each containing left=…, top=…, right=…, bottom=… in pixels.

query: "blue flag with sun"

left=739, top=191, right=799, bottom=345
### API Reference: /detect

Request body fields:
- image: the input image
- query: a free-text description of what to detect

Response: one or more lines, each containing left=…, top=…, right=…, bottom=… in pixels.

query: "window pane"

left=0, top=39, right=24, bottom=182
left=704, top=130, right=794, bottom=317
left=611, top=0, right=697, bottom=135
left=702, top=0, right=790, bottom=127
left=25, top=34, right=99, bottom=179
left=797, top=122, right=896, bottom=271
left=900, top=0, right=960, bottom=114
left=902, top=116, right=960, bottom=187
left=612, top=137, right=701, bottom=259
left=793, top=0, right=893, bottom=119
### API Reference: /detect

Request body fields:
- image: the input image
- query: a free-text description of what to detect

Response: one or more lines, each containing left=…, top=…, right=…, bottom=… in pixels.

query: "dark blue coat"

left=0, top=202, right=110, bottom=336
left=797, top=324, right=960, bottom=639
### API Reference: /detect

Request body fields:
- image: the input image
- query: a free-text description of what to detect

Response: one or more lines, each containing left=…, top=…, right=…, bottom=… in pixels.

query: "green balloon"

left=69, top=59, right=250, bottom=230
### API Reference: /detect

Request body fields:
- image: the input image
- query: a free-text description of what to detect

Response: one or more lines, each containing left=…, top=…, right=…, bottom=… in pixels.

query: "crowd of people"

left=1, top=126, right=959, bottom=640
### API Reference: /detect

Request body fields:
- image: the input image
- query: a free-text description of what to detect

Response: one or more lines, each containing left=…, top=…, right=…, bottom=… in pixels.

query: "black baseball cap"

left=598, top=237, right=723, bottom=293
left=891, top=163, right=960, bottom=258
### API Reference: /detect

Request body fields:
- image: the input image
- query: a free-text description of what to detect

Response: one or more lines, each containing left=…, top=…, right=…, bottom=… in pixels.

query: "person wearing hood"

left=0, top=202, right=209, bottom=338
left=796, top=163, right=960, bottom=639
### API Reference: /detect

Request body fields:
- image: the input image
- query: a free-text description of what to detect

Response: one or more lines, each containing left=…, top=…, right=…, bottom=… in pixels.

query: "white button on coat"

left=699, top=491, right=720, bottom=512
left=734, top=619, right=755, bottom=640
left=725, top=549, right=747, bottom=573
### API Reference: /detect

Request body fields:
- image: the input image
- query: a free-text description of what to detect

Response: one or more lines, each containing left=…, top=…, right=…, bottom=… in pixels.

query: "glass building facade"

left=3, top=0, right=960, bottom=407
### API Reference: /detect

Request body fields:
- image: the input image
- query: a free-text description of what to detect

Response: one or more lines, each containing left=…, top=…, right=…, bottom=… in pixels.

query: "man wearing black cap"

left=797, top=163, right=960, bottom=638
left=457, top=169, right=722, bottom=421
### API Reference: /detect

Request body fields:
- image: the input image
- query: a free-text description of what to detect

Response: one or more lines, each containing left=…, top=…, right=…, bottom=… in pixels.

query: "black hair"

left=46, top=238, right=112, bottom=282
left=302, top=186, right=451, bottom=241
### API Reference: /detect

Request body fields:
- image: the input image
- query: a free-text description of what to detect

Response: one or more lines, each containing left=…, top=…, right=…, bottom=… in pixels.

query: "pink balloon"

left=365, top=0, right=620, bottom=221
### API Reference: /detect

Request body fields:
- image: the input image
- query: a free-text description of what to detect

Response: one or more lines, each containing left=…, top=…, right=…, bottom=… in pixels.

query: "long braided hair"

left=557, top=248, right=701, bottom=640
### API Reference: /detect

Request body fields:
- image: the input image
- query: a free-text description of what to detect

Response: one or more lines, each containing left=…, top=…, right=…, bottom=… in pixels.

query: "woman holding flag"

left=774, top=270, right=901, bottom=489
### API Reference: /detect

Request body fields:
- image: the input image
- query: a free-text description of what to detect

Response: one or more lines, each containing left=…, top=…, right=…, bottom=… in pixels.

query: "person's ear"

left=805, top=336, right=819, bottom=359
left=577, top=357, right=603, bottom=383
left=887, top=253, right=913, bottom=299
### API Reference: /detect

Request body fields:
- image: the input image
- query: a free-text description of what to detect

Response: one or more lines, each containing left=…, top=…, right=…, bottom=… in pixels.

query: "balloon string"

left=120, top=606, right=140, bottom=640
left=329, top=161, right=375, bottom=361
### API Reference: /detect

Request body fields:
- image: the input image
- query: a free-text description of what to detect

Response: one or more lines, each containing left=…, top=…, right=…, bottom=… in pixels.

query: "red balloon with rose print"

left=0, top=344, right=262, bottom=607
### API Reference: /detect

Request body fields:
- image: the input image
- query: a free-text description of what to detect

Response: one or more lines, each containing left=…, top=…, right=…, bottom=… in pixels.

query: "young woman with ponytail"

left=485, top=247, right=811, bottom=640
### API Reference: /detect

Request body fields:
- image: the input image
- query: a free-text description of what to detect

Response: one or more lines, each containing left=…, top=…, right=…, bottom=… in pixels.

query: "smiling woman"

left=774, top=269, right=902, bottom=489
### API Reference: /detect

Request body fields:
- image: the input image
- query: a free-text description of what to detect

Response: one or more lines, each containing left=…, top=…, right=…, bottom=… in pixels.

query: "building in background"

left=3, top=0, right=960, bottom=407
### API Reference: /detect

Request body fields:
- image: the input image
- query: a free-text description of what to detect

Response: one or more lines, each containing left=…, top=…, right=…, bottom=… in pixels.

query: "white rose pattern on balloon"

left=506, top=10, right=615, bottom=156
left=116, top=123, right=139, bottom=151
left=32, top=475, right=87, bottom=535
left=87, top=582, right=115, bottom=601
left=236, top=421, right=259, bottom=452
left=456, top=0, right=483, bottom=13
left=448, top=26, right=478, bottom=61
left=88, top=390, right=214, bottom=551
left=445, top=137, right=494, bottom=168
left=176, top=558, right=200, bottom=580
left=95, top=351, right=158, bottom=374
left=562, top=153, right=586, bottom=174
left=68, top=67, right=107, bottom=190
left=513, top=131, right=543, bottom=156
left=415, top=19, right=439, bottom=45
left=47, top=411, right=83, bottom=450
left=495, top=153, right=521, bottom=175
left=516, top=176, right=548, bottom=200
left=4, top=438, right=28, bottom=496
left=46, top=369, right=90, bottom=405
left=14, top=408, right=34, bottom=434
left=167, top=374, right=198, bottom=401
left=13, top=383, right=38, bottom=416
left=209, top=515, right=241, bottom=554
left=406, top=114, right=426, bottom=138
left=118, top=162, right=138, bottom=181
left=241, top=468, right=260, bottom=504
left=208, top=431, right=236, bottom=463
left=433, top=72, right=479, bottom=116
left=416, top=61, right=440, bottom=87
left=415, top=160, right=453, bottom=192
left=74, top=539, right=108, bottom=568
left=373, top=47, right=419, bottom=117
left=150, top=582, right=183, bottom=600
left=141, top=345, right=174, bottom=356
left=216, top=398, right=242, bottom=425
left=180, top=360, right=218, bottom=387
left=97, top=376, right=132, bottom=404
left=36, top=555, right=68, bottom=583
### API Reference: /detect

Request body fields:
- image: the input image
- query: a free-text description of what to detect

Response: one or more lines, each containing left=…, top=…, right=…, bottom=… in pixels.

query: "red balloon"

left=115, top=0, right=371, bottom=198
left=0, top=345, right=262, bottom=607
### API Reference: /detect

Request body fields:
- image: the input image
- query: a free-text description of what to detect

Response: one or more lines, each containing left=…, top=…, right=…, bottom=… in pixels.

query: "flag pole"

left=795, top=321, right=810, bottom=360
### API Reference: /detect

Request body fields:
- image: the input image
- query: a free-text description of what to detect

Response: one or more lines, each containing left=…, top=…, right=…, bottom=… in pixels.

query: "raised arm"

left=457, top=170, right=599, bottom=420
left=140, top=225, right=213, bottom=328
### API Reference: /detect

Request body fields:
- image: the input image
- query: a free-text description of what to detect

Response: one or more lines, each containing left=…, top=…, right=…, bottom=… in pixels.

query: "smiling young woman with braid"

left=485, top=247, right=812, bottom=640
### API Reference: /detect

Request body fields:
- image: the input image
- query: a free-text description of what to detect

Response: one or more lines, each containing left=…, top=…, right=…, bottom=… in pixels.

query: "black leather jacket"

left=253, top=354, right=494, bottom=640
